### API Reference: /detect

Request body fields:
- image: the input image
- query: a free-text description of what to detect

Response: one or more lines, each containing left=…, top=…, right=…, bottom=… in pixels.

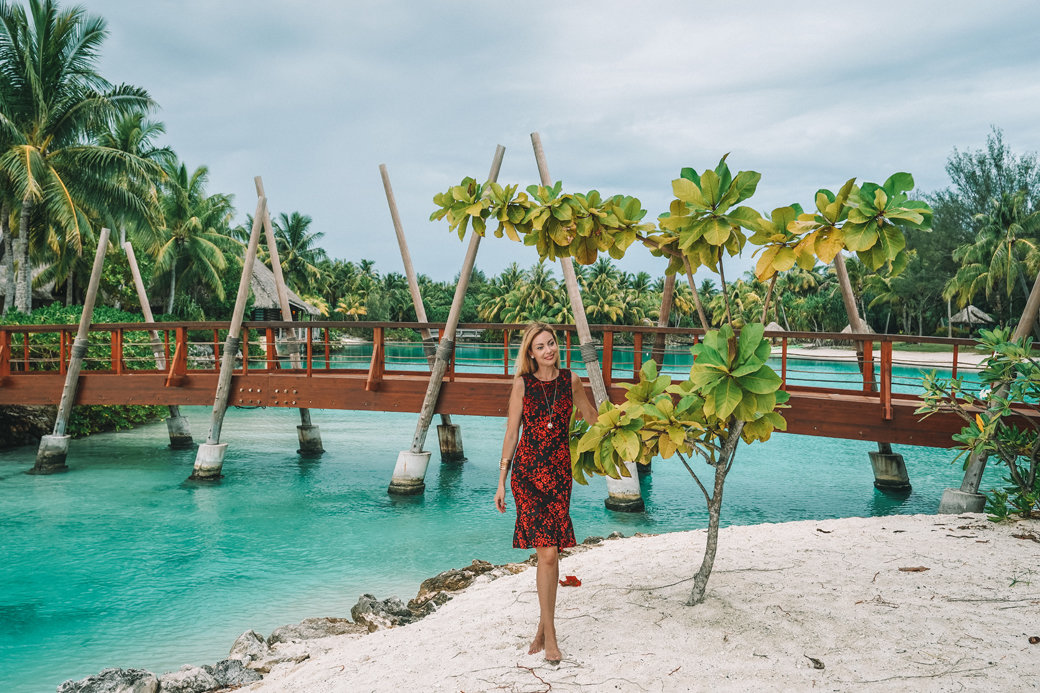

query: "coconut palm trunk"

left=166, top=258, right=177, bottom=314
left=1, top=203, right=13, bottom=313
left=15, top=198, right=31, bottom=313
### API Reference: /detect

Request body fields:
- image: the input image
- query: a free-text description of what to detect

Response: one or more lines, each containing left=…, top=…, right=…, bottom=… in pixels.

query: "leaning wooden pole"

left=380, top=163, right=463, bottom=462
left=652, top=272, right=675, bottom=363
left=31, top=227, right=112, bottom=474
left=123, top=241, right=193, bottom=448
left=388, top=145, right=506, bottom=495
left=939, top=266, right=1040, bottom=513
left=832, top=253, right=910, bottom=491
left=255, top=176, right=323, bottom=456
left=191, top=197, right=267, bottom=480
left=530, top=131, right=644, bottom=512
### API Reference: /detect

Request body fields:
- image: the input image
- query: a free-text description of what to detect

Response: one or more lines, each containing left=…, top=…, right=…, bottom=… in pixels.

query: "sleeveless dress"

left=511, top=369, right=577, bottom=549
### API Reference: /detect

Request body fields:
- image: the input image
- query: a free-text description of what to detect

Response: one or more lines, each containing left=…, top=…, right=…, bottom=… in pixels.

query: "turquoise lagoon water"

left=0, top=358, right=998, bottom=693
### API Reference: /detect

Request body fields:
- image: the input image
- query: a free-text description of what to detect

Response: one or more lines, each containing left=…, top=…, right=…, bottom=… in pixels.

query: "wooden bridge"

left=0, top=320, right=1012, bottom=449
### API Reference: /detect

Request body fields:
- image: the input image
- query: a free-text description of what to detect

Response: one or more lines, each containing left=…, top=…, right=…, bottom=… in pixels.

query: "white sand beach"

left=242, top=513, right=1039, bottom=692
left=777, top=345, right=987, bottom=370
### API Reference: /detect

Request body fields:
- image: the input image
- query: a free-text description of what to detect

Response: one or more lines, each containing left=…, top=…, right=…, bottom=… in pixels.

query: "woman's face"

left=528, top=330, right=557, bottom=369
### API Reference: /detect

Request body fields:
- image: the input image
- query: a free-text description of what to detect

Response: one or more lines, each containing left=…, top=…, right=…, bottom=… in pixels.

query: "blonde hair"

left=514, top=322, right=561, bottom=376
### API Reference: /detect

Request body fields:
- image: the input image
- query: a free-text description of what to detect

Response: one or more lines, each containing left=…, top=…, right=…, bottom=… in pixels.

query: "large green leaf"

left=712, top=377, right=744, bottom=419
left=737, top=366, right=782, bottom=394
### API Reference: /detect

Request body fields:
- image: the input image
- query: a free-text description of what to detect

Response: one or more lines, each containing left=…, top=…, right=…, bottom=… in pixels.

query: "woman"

left=495, top=322, right=598, bottom=664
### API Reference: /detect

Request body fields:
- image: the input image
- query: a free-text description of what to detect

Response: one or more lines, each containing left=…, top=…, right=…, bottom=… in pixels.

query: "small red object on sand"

left=559, top=575, right=581, bottom=587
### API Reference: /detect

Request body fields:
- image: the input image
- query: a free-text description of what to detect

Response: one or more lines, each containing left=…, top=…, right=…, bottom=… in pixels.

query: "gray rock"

left=582, top=535, right=604, bottom=545
left=350, top=594, right=416, bottom=632
left=408, top=559, right=495, bottom=610
left=157, top=665, right=218, bottom=693
left=607, top=531, right=625, bottom=540
left=228, top=629, right=268, bottom=663
left=56, top=668, right=158, bottom=693
left=246, top=643, right=311, bottom=674
left=267, top=617, right=366, bottom=645
left=208, top=658, right=262, bottom=687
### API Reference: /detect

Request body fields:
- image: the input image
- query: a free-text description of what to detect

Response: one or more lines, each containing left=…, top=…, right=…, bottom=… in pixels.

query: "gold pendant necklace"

left=539, top=372, right=560, bottom=429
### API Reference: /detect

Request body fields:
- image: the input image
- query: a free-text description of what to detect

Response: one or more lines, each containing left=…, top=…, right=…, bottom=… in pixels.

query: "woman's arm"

left=495, top=376, right=525, bottom=513
left=571, top=370, right=599, bottom=424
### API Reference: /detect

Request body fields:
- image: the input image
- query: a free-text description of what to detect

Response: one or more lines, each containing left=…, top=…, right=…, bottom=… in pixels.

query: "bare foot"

left=528, top=633, right=544, bottom=655
left=544, top=643, right=562, bottom=664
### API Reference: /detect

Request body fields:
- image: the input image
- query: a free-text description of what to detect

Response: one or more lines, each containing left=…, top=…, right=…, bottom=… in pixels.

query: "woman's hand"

left=494, top=484, right=506, bottom=513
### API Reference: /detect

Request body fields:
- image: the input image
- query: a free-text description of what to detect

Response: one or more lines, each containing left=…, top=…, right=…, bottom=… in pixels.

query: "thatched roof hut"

left=950, top=305, right=993, bottom=325
left=249, top=259, right=320, bottom=319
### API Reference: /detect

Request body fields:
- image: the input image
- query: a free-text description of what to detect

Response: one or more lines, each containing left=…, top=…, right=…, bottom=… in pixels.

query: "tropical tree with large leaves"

left=432, top=155, right=931, bottom=606
left=0, top=0, right=156, bottom=313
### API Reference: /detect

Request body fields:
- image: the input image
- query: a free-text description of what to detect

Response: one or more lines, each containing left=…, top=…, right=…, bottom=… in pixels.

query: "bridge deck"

left=0, top=320, right=1024, bottom=449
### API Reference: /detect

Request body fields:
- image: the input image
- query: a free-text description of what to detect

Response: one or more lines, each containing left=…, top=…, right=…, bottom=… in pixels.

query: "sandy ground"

left=244, top=514, right=1040, bottom=693
left=778, top=346, right=986, bottom=370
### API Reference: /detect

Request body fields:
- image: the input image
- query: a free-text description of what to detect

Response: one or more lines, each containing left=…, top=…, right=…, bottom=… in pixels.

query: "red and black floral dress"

left=511, top=369, right=577, bottom=549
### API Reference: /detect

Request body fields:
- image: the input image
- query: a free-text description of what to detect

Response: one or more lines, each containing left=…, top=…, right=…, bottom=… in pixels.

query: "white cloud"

left=85, top=0, right=1040, bottom=283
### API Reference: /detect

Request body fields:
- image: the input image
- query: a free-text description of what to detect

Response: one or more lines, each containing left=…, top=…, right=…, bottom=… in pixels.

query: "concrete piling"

left=166, top=415, right=194, bottom=449
left=30, top=434, right=71, bottom=474
left=297, top=424, right=325, bottom=456
left=436, top=423, right=466, bottom=463
left=869, top=450, right=911, bottom=492
left=388, top=450, right=432, bottom=495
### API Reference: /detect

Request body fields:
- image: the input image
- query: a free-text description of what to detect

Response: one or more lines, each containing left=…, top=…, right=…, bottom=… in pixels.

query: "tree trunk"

left=686, top=420, right=744, bottom=606
left=15, top=199, right=32, bottom=313
left=778, top=297, right=791, bottom=331
left=66, top=274, right=74, bottom=306
left=1016, top=268, right=1040, bottom=340
left=166, top=258, right=177, bottom=314
left=1, top=202, right=13, bottom=314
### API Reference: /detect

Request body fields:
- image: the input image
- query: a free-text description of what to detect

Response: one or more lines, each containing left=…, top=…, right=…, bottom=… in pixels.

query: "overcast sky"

left=87, top=0, right=1040, bottom=283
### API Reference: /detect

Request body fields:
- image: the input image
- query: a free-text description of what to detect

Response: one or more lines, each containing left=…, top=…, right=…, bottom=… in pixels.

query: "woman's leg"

left=531, top=546, right=561, bottom=660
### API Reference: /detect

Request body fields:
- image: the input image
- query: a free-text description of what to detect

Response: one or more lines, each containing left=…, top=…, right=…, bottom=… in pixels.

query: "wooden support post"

left=59, top=330, right=67, bottom=375
left=389, top=145, right=505, bottom=495
left=879, top=341, right=893, bottom=421
left=241, top=327, right=250, bottom=372
left=381, top=163, right=460, bottom=459
left=255, top=177, right=322, bottom=455
left=0, top=329, right=10, bottom=379
left=191, top=198, right=267, bottom=480
left=503, top=330, right=510, bottom=375
left=366, top=327, right=385, bottom=391
left=861, top=340, right=873, bottom=393
left=633, top=332, right=643, bottom=378
left=531, top=132, right=643, bottom=512
left=31, top=227, right=111, bottom=474
left=602, top=331, right=613, bottom=390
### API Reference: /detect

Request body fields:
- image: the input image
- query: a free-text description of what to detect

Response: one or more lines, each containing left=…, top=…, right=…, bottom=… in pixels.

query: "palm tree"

left=945, top=190, right=1040, bottom=322
left=273, top=211, right=327, bottom=293
left=152, top=160, right=235, bottom=313
left=0, top=0, right=155, bottom=313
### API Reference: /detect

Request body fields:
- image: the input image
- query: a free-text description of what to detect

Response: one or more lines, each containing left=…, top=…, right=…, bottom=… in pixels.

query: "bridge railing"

left=0, top=321, right=988, bottom=418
